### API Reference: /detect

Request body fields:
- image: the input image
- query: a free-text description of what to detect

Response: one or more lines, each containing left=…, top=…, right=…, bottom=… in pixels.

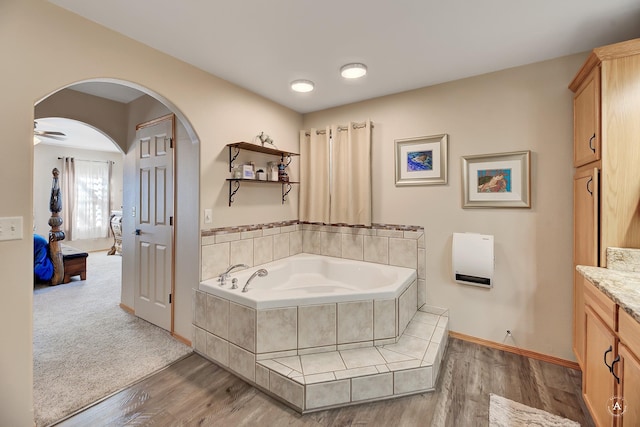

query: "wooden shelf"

left=227, top=179, right=298, bottom=206
left=227, top=141, right=299, bottom=157
left=225, top=141, right=299, bottom=206
left=225, top=179, right=299, bottom=184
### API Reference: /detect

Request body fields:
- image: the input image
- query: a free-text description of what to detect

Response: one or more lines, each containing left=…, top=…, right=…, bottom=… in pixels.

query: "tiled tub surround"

left=195, top=262, right=418, bottom=357
left=201, top=221, right=426, bottom=305
left=193, top=298, right=449, bottom=412
left=196, top=221, right=438, bottom=412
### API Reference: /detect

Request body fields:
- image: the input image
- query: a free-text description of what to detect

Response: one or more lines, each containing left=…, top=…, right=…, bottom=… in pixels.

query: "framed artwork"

left=461, top=150, right=531, bottom=208
left=394, top=134, right=448, bottom=186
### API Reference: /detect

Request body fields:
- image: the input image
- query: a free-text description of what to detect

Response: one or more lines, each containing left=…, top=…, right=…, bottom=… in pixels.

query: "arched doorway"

left=32, top=79, right=200, bottom=425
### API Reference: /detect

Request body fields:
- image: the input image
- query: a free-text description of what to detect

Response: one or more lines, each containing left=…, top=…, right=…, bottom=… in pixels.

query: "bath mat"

left=489, top=393, right=580, bottom=426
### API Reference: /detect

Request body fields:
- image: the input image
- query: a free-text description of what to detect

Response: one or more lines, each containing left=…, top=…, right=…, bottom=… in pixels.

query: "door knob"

left=134, top=229, right=142, bottom=235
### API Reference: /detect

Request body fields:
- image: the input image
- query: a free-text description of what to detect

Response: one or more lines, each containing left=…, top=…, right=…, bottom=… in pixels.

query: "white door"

left=134, top=114, right=174, bottom=331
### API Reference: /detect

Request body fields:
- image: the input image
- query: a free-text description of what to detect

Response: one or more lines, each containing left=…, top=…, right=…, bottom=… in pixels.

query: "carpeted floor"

left=33, top=251, right=192, bottom=427
left=489, top=394, right=581, bottom=426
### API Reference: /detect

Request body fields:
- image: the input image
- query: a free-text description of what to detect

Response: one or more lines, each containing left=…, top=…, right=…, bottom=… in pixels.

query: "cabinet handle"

left=586, top=177, right=593, bottom=196
left=589, top=133, right=596, bottom=153
left=611, top=355, right=621, bottom=384
left=604, top=345, right=613, bottom=370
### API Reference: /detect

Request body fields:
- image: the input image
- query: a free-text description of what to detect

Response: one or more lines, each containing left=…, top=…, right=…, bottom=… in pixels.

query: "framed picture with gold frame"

left=394, top=134, right=448, bottom=186
left=461, top=150, right=531, bottom=208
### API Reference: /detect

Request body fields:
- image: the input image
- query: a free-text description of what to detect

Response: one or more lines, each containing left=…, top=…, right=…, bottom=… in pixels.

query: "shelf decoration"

left=257, top=132, right=277, bottom=149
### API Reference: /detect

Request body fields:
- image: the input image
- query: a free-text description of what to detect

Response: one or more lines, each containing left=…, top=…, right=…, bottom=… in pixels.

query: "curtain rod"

left=304, top=121, right=374, bottom=136
left=58, top=157, right=115, bottom=164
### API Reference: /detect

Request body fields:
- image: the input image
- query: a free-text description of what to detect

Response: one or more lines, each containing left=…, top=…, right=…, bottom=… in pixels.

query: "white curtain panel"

left=72, top=160, right=110, bottom=240
left=299, top=121, right=372, bottom=226
left=330, top=121, right=372, bottom=226
left=61, top=157, right=75, bottom=241
left=299, top=128, right=330, bottom=223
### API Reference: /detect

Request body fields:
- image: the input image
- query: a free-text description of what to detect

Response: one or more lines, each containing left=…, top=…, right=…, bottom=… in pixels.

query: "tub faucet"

left=242, top=269, right=268, bottom=293
left=218, top=263, right=249, bottom=285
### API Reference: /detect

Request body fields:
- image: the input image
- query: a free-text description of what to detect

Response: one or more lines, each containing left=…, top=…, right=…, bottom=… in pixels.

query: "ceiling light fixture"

left=290, top=79, right=315, bottom=93
left=340, top=63, right=367, bottom=79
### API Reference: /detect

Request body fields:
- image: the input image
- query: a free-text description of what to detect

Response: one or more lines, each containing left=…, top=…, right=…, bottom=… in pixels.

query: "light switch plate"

left=204, top=209, right=212, bottom=224
left=0, top=216, right=24, bottom=241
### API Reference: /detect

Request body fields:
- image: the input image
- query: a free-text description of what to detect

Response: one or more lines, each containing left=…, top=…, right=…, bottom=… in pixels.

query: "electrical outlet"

left=204, top=209, right=212, bottom=224
left=0, top=216, right=24, bottom=241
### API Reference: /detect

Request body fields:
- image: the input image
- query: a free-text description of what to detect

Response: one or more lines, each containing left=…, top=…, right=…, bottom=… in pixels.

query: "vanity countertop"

left=577, top=247, right=640, bottom=324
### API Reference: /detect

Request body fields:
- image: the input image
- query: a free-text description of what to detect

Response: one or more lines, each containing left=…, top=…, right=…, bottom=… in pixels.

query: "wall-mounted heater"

left=452, top=232, right=494, bottom=288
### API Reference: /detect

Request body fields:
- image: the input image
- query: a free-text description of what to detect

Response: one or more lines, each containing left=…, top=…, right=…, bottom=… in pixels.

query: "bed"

left=34, top=233, right=88, bottom=284
left=34, top=234, right=53, bottom=282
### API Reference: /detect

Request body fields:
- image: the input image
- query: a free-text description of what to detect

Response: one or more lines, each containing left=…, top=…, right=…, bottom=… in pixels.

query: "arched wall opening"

left=34, top=78, right=201, bottom=340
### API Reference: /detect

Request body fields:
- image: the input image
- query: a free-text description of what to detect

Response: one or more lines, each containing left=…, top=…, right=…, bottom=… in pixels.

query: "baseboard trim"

left=449, top=331, right=581, bottom=371
left=119, top=303, right=134, bottom=314
left=172, top=332, right=191, bottom=347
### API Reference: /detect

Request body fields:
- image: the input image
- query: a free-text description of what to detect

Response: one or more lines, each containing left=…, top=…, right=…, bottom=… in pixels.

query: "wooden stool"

left=61, top=245, right=88, bottom=284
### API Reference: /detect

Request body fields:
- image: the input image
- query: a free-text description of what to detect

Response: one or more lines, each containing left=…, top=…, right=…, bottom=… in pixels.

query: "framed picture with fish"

left=461, top=150, right=531, bottom=208
left=394, top=134, right=448, bottom=186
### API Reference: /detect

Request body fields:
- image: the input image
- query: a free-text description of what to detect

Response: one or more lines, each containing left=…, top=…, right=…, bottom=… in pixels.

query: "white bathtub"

left=199, top=253, right=417, bottom=309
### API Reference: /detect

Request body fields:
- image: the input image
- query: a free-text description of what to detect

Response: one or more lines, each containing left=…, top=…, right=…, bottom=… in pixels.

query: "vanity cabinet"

left=571, top=38, right=640, bottom=370
left=582, top=278, right=640, bottom=427
left=618, top=309, right=640, bottom=426
left=583, top=280, right=617, bottom=427
left=225, top=142, right=299, bottom=206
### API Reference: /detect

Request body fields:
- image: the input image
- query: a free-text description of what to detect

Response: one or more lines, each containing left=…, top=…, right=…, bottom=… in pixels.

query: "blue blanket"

left=34, top=234, right=53, bottom=281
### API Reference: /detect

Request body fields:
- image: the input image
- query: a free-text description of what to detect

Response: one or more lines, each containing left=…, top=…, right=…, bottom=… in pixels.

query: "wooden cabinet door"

left=584, top=306, right=616, bottom=427
left=573, top=66, right=600, bottom=167
left=618, top=343, right=640, bottom=427
left=574, top=167, right=599, bottom=267
left=574, top=167, right=599, bottom=368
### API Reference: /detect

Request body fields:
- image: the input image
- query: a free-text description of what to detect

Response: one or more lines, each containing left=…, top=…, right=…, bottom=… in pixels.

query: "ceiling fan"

left=34, top=121, right=66, bottom=144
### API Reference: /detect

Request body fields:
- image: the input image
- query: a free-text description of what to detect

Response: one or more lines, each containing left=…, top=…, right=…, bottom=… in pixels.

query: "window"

left=72, top=160, right=110, bottom=240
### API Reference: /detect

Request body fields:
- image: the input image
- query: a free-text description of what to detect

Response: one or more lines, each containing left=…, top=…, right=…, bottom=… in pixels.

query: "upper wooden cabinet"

left=571, top=38, right=640, bottom=373
left=573, top=66, right=600, bottom=167
left=570, top=38, right=640, bottom=267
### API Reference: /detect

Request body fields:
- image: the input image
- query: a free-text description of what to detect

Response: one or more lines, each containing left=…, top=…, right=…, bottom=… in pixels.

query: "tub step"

left=255, top=305, right=449, bottom=412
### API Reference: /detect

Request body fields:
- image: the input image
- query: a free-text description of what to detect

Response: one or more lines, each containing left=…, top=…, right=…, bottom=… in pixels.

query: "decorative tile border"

left=201, top=220, right=300, bottom=237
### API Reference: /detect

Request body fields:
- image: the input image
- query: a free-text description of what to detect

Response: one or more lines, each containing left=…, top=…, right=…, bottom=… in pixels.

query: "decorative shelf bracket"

left=282, top=182, right=293, bottom=204
left=229, top=145, right=241, bottom=172
left=228, top=180, right=241, bottom=206
left=225, top=142, right=299, bottom=206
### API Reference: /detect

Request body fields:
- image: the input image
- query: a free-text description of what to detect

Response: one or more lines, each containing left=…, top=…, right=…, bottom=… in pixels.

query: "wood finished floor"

left=56, top=338, right=594, bottom=427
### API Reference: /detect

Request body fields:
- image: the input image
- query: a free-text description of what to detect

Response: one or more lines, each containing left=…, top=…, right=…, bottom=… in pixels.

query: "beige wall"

left=35, top=89, right=129, bottom=152
left=0, top=1, right=301, bottom=425
left=303, top=53, right=587, bottom=362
